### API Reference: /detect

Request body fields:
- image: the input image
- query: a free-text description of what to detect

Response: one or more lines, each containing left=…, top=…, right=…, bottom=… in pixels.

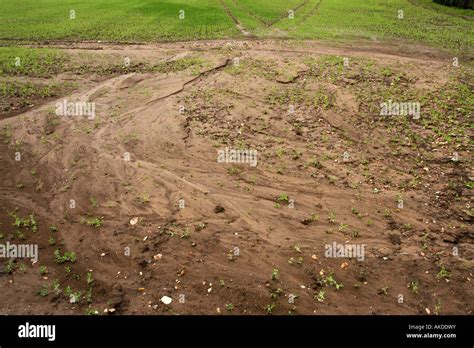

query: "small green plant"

left=16, top=230, right=25, bottom=240
left=14, top=215, right=26, bottom=228
left=338, top=223, right=348, bottom=232
left=437, top=265, right=450, bottom=280
left=434, top=301, right=442, bottom=315
left=288, top=256, right=303, bottom=265
left=315, top=290, right=325, bottom=302
left=302, top=213, right=319, bottom=225
left=276, top=194, right=289, bottom=203
left=396, top=194, right=403, bottom=205
left=225, top=303, right=234, bottom=311
left=180, top=228, right=190, bottom=239
left=52, top=279, right=61, bottom=294
left=54, top=249, right=76, bottom=264
left=308, top=158, right=322, bottom=169
left=293, top=244, right=302, bottom=253
left=271, top=268, right=279, bottom=281
left=227, top=167, right=240, bottom=176
left=11, top=213, right=37, bottom=232
left=265, top=303, right=276, bottom=314
left=30, top=215, right=37, bottom=232
left=37, top=285, right=49, bottom=297
left=17, top=262, right=26, bottom=273
left=139, top=192, right=151, bottom=204
left=86, top=271, right=94, bottom=286
left=328, top=212, right=336, bottom=223
left=39, top=265, right=48, bottom=275
left=351, top=207, right=363, bottom=218
left=380, top=66, right=393, bottom=77
left=409, top=280, right=419, bottom=294
left=323, top=273, right=343, bottom=290
left=309, top=213, right=319, bottom=222
left=86, top=287, right=93, bottom=303
left=421, top=232, right=429, bottom=251
left=86, top=308, right=99, bottom=315
left=270, top=288, right=283, bottom=300
left=195, top=222, right=207, bottom=231
left=81, top=217, right=102, bottom=227
left=4, top=259, right=15, bottom=274
left=90, top=197, right=99, bottom=208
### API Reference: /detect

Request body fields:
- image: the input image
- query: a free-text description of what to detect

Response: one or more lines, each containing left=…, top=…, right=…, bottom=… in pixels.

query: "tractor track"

left=267, top=0, right=309, bottom=27
left=229, top=0, right=311, bottom=28
left=296, top=0, right=323, bottom=25
left=219, top=0, right=252, bottom=37
left=230, top=0, right=270, bottom=26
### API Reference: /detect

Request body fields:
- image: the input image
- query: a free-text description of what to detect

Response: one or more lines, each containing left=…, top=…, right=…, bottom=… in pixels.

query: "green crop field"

left=0, top=0, right=239, bottom=41
left=0, top=0, right=472, bottom=52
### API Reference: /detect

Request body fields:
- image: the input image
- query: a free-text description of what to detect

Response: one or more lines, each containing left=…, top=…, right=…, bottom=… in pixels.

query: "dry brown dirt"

left=0, top=39, right=472, bottom=315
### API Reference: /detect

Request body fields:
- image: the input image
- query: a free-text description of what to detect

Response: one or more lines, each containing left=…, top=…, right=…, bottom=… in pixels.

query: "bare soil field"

left=0, top=39, right=472, bottom=315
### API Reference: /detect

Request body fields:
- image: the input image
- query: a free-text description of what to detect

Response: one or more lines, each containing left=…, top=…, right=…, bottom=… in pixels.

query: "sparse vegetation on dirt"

left=0, top=0, right=472, bottom=317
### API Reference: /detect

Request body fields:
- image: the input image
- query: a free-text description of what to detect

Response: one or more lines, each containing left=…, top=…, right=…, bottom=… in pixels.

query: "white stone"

left=161, top=296, right=172, bottom=305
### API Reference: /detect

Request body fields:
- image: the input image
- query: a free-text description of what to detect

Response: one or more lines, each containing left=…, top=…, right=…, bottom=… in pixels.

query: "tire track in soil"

left=145, top=58, right=232, bottom=105
left=230, top=0, right=271, bottom=26
left=294, top=0, right=323, bottom=26
left=267, top=0, right=309, bottom=27
left=219, top=0, right=253, bottom=36
left=0, top=41, right=470, bottom=315
left=230, top=0, right=310, bottom=28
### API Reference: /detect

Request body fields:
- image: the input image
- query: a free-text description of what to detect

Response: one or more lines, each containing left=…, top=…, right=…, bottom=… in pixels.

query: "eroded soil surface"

left=0, top=40, right=472, bottom=315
